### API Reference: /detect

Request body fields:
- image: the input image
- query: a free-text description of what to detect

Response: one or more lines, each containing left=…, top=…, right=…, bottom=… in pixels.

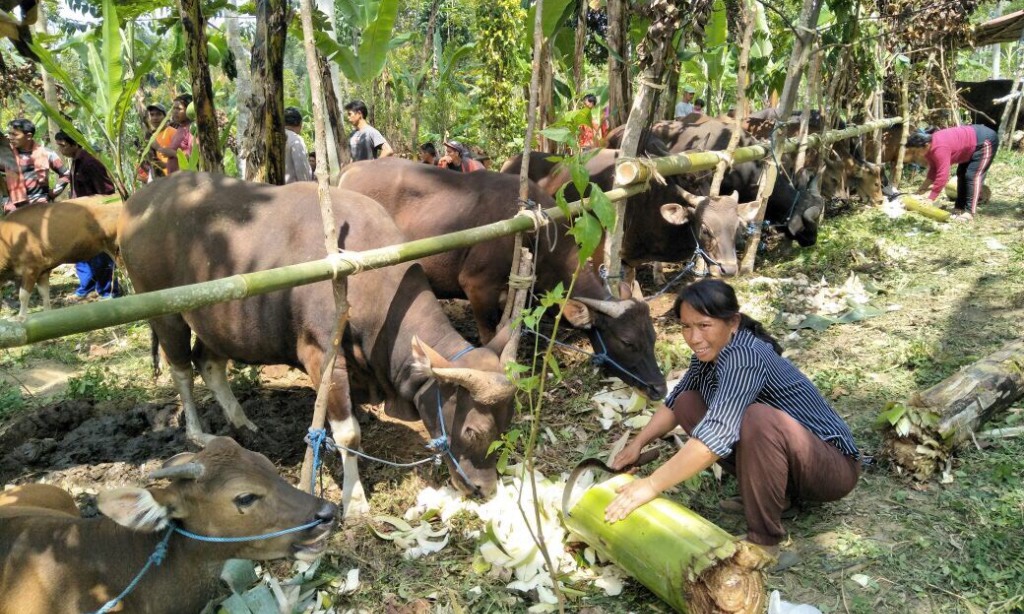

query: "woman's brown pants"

left=670, top=390, right=860, bottom=546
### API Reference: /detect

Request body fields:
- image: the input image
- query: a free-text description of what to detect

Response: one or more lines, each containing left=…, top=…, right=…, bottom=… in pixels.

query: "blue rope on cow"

left=89, top=525, right=174, bottom=614
left=88, top=517, right=329, bottom=614
left=524, top=328, right=656, bottom=395
left=304, top=355, right=478, bottom=490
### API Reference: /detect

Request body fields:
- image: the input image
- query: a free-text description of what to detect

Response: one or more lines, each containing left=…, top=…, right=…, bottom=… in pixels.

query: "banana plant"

left=26, top=0, right=158, bottom=198
left=316, top=0, right=402, bottom=83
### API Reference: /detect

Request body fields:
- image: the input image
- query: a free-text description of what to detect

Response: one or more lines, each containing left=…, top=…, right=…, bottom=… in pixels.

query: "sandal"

left=950, top=211, right=974, bottom=223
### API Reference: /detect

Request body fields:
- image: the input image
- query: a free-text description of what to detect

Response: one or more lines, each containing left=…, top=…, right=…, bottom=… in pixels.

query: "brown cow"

left=500, top=149, right=758, bottom=277
left=337, top=158, right=668, bottom=400
left=0, top=195, right=121, bottom=318
left=743, top=108, right=885, bottom=206
left=119, top=173, right=516, bottom=515
left=0, top=437, right=337, bottom=614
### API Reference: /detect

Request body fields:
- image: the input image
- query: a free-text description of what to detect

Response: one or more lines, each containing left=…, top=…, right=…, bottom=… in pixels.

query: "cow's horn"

left=432, top=368, right=515, bottom=405
left=574, top=296, right=629, bottom=319
left=149, top=462, right=205, bottom=481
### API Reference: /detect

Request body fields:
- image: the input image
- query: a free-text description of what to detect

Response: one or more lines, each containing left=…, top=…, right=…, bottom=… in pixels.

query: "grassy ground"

left=2, top=151, right=1023, bottom=613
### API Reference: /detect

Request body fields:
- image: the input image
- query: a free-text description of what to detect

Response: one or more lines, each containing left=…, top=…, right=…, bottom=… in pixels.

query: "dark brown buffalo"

left=337, top=158, right=667, bottom=400
left=957, top=79, right=1023, bottom=132
left=119, top=173, right=516, bottom=515
left=500, top=149, right=759, bottom=276
left=609, top=117, right=826, bottom=247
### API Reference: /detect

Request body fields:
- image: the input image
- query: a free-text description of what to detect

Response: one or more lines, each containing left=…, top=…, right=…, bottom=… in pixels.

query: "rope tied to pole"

left=513, top=207, right=551, bottom=232
left=508, top=272, right=536, bottom=290
left=324, top=251, right=364, bottom=280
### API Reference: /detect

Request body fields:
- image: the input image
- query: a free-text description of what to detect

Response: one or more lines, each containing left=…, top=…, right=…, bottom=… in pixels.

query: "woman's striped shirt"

left=665, top=328, right=859, bottom=459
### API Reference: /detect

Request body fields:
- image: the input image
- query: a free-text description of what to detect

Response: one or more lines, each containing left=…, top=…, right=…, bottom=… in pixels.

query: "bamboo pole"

left=0, top=120, right=897, bottom=349
left=892, top=70, right=911, bottom=189
left=564, top=473, right=769, bottom=613
left=614, top=118, right=902, bottom=187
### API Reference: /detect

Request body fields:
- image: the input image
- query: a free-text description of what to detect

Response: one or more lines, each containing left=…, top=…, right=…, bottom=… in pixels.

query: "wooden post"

left=297, top=0, right=349, bottom=494
left=892, top=70, right=911, bottom=189
left=710, top=2, right=752, bottom=197
left=739, top=0, right=823, bottom=274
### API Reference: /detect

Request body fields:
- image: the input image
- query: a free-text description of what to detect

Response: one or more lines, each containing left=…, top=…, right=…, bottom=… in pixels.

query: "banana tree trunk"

left=227, top=0, right=253, bottom=177
left=565, top=474, right=769, bottom=613
left=606, top=0, right=631, bottom=130
left=316, top=49, right=347, bottom=183
left=241, top=0, right=287, bottom=184
left=178, top=0, right=223, bottom=173
left=710, top=4, right=752, bottom=196
left=573, top=0, right=586, bottom=95
left=882, top=338, right=1024, bottom=481
left=408, top=0, right=440, bottom=156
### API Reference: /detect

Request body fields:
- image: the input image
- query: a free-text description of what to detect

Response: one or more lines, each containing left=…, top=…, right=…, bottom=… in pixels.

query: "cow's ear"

left=97, top=487, right=173, bottom=532
left=660, top=203, right=694, bottom=226
left=563, top=299, right=594, bottom=329
left=737, top=200, right=761, bottom=224
left=410, top=336, right=452, bottom=378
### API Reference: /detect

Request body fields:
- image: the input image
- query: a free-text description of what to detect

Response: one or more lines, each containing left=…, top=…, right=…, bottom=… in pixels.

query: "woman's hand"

left=605, top=477, right=660, bottom=523
left=608, top=444, right=640, bottom=471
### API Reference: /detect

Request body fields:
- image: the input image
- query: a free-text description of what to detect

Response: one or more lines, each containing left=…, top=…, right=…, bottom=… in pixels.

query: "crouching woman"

left=605, top=279, right=860, bottom=553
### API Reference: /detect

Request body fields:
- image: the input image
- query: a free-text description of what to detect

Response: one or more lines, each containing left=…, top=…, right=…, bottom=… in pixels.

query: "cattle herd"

left=0, top=103, right=1001, bottom=610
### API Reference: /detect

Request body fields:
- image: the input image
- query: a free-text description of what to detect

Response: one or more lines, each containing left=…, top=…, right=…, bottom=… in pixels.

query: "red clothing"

left=2, top=144, right=70, bottom=208
left=437, top=158, right=484, bottom=172
left=925, top=126, right=977, bottom=200
left=165, top=125, right=195, bottom=175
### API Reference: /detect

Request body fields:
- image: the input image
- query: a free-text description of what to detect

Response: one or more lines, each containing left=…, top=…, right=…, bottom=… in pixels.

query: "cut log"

left=564, top=473, right=770, bottom=613
left=880, top=338, right=1024, bottom=480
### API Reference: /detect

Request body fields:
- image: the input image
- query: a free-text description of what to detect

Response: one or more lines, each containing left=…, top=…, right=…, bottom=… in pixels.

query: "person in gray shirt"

left=344, top=100, right=393, bottom=162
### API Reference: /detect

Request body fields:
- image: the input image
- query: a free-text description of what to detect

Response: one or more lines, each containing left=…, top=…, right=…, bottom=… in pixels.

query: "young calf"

left=0, top=195, right=121, bottom=318
left=0, top=437, right=338, bottom=614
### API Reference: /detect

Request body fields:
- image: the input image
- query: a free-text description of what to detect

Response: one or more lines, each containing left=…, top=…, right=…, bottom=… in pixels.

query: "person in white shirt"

left=674, top=86, right=696, bottom=118
left=283, top=107, right=312, bottom=183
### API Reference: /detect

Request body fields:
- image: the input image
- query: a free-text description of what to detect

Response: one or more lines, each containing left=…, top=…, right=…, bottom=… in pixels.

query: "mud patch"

left=0, top=384, right=448, bottom=510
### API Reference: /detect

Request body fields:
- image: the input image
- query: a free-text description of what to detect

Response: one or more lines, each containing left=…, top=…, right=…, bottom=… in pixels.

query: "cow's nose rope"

left=305, top=345, right=483, bottom=497
left=88, top=518, right=328, bottom=614
left=524, top=328, right=662, bottom=400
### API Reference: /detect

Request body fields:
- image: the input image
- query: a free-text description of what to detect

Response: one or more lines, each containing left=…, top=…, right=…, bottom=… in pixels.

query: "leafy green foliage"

left=0, top=380, right=25, bottom=420
left=473, top=0, right=527, bottom=158
left=65, top=366, right=119, bottom=402
left=320, top=0, right=401, bottom=83
left=27, top=0, right=158, bottom=198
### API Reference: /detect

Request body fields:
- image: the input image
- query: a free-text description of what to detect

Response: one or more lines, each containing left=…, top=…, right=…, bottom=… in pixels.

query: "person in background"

left=53, top=130, right=119, bottom=301
left=675, top=86, right=696, bottom=118
left=693, top=99, right=705, bottom=115
left=344, top=99, right=393, bottom=162
left=151, top=94, right=194, bottom=175
left=436, top=140, right=484, bottom=172
left=909, top=125, right=999, bottom=223
left=577, top=94, right=602, bottom=150
left=605, top=279, right=860, bottom=565
left=308, top=151, right=317, bottom=176
left=418, top=142, right=438, bottom=165
left=283, top=107, right=312, bottom=184
left=143, top=103, right=175, bottom=180
left=2, top=118, right=70, bottom=213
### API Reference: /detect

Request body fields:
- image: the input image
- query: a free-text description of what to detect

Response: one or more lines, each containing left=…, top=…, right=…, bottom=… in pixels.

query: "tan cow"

left=0, top=195, right=121, bottom=318
left=0, top=437, right=337, bottom=614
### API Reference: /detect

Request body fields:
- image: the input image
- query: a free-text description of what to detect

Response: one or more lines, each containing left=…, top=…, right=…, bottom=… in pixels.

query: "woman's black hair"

left=906, top=129, right=932, bottom=148
left=673, top=279, right=783, bottom=355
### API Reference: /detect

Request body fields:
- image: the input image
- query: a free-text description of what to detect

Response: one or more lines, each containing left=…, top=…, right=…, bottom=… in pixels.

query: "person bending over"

left=605, top=279, right=860, bottom=557
left=909, top=125, right=998, bottom=223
